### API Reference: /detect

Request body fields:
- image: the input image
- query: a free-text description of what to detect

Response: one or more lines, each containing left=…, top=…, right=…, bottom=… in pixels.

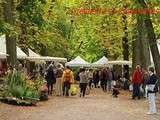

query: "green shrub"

left=6, top=70, right=40, bottom=100
left=9, top=85, right=25, bottom=98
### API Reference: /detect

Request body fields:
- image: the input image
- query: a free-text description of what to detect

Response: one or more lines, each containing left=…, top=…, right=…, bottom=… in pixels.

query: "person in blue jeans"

left=132, top=65, right=142, bottom=100
left=62, top=66, right=74, bottom=97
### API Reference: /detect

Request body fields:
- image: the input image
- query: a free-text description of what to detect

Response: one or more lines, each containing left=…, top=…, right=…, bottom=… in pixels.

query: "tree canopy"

left=0, top=0, right=160, bottom=71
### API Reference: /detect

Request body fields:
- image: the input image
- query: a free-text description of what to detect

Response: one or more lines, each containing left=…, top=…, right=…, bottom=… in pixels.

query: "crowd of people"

left=132, top=65, right=158, bottom=115
left=43, top=63, right=158, bottom=115
left=2, top=61, right=158, bottom=115
left=44, top=63, right=122, bottom=98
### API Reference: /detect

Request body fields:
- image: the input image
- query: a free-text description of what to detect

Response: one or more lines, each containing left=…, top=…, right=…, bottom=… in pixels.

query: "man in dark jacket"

left=45, top=64, right=56, bottom=95
left=145, top=67, right=157, bottom=115
left=101, top=68, right=108, bottom=92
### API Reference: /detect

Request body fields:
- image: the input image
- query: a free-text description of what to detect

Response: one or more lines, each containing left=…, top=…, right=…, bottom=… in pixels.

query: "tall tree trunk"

left=122, top=14, right=129, bottom=79
left=3, top=0, right=17, bottom=67
left=137, top=0, right=160, bottom=78
left=132, top=17, right=150, bottom=71
left=137, top=15, right=151, bottom=70
left=145, top=18, right=160, bottom=76
left=0, top=1, right=3, bottom=19
left=132, top=26, right=141, bottom=70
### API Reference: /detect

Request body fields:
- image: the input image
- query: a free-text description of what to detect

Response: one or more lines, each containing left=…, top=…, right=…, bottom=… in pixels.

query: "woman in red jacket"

left=132, top=65, right=143, bottom=100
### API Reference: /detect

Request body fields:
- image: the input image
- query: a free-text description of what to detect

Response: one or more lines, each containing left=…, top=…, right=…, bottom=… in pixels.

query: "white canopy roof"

left=0, top=35, right=67, bottom=62
left=92, top=56, right=108, bottom=67
left=0, top=35, right=27, bottom=59
left=27, top=56, right=67, bottom=63
left=28, top=49, right=41, bottom=57
left=27, top=49, right=67, bottom=63
left=108, top=60, right=132, bottom=66
left=16, top=47, right=28, bottom=59
left=65, top=56, right=90, bottom=67
left=27, top=49, right=46, bottom=63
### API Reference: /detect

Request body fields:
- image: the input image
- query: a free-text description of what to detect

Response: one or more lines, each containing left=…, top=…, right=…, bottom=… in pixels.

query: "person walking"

left=45, top=64, right=56, bottom=95
left=101, top=68, right=108, bottom=92
left=132, top=65, right=142, bottom=100
left=55, top=64, right=63, bottom=96
left=79, top=68, right=88, bottom=97
left=93, top=70, right=99, bottom=88
left=62, top=66, right=74, bottom=97
left=146, top=67, right=157, bottom=115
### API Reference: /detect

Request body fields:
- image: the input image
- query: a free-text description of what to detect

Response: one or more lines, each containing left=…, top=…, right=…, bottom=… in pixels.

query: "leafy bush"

left=9, top=85, right=25, bottom=98
left=6, top=70, right=40, bottom=100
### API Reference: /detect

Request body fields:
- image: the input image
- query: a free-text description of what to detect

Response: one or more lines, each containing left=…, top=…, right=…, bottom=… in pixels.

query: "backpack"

left=64, top=70, right=72, bottom=82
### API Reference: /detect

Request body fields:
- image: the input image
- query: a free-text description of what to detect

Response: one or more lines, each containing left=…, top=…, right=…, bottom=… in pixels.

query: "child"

left=112, top=85, right=120, bottom=98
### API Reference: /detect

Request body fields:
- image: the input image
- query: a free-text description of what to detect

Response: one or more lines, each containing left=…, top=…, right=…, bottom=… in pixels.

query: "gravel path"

left=0, top=89, right=159, bottom=120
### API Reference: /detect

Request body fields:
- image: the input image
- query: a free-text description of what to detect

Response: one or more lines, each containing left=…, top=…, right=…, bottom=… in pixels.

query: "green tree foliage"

left=0, top=0, right=160, bottom=65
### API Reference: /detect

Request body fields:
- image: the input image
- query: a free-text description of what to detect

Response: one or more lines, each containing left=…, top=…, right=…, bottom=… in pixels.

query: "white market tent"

left=0, top=35, right=27, bottom=59
left=16, top=47, right=28, bottom=59
left=28, top=49, right=41, bottom=57
left=27, top=56, right=67, bottom=63
left=0, top=35, right=67, bottom=62
left=27, top=49, right=67, bottom=63
left=65, top=56, right=90, bottom=67
left=92, top=56, right=108, bottom=67
left=27, top=49, right=45, bottom=64
left=108, top=60, right=132, bottom=66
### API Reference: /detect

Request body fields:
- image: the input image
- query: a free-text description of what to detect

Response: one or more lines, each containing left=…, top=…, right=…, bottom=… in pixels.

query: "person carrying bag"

left=62, top=66, right=74, bottom=97
left=146, top=67, right=157, bottom=115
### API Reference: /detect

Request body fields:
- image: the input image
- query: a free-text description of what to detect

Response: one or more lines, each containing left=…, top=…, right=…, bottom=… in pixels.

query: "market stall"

left=108, top=60, right=132, bottom=66
left=65, top=56, right=91, bottom=67
left=26, top=49, right=67, bottom=63
left=92, top=56, right=108, bottom=67
left=27, top=49, right=45, bottom=64
left=108, top=60, right=132, bottom=82
left=0, top=35, right=28, bottom=59
left=27, top=56, right=67, bottom=63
